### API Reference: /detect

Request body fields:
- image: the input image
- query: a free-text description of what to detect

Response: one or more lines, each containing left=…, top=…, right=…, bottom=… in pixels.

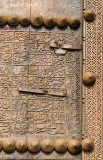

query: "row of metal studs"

left=0, top=10, right=96, bottom=29
left=0, top=15, right=81, bottom=29
left=0, top=138, right=94, bottom=153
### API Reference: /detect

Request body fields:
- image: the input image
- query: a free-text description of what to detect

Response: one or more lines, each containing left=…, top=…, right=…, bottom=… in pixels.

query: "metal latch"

left=50, top=42, right=82, bottom=55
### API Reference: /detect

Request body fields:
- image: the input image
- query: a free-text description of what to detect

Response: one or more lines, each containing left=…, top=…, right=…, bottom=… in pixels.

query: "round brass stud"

left=8, top=15, right=19, bottom=27
left=68, top=17, right=80, bottom=29
left=0, top=15, right=7, bottom=26
left=57, top=16, right=68, bottom=28
left=3, top=139, right=15, bottom=153
left=16, top=140, right=27, bottom=152
left=28, top=140, right=41, bottom=153
left=41, top=139, right=55, bottom=153
left=31, top=15, right=43, bottom=27
left=20, top=16, right=30, bottom=27
left=67, top=139, right=81, bottom=154
left=84, top=10, right=96, bottom=22
left=82, top=138, right=94, bottom=152
left=44, top=16, right=56, bottom=28
left=55, top=139, right=67, bottom=153
left=83, top=72, right=96, bottom=86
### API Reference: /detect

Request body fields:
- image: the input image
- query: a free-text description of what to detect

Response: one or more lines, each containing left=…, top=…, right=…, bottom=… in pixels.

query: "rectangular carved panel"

left=0, top=0, right=83, bottom=159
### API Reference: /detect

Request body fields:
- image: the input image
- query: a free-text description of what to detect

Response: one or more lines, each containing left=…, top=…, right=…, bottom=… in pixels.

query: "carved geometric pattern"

left=0, top=0, right=82, bottom=159
left=84, top=0, right=103, bottom=159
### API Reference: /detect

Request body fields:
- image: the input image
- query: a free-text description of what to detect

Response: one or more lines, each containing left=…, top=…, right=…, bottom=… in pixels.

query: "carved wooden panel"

left=0, top=0, right=102, bottom=160
left=0, top=0, right=83, bottom=159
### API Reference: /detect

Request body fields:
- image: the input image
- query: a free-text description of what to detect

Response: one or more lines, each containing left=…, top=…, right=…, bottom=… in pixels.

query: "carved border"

left=83, top=0, right=103, bottom=159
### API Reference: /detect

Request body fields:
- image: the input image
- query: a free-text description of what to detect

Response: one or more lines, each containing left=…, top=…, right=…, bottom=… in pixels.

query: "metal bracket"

left=50, top=42, right=82, bottom=55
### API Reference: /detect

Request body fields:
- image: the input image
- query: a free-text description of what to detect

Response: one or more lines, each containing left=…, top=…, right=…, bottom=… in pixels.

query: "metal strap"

left=61, top=44, right=82, bottom=50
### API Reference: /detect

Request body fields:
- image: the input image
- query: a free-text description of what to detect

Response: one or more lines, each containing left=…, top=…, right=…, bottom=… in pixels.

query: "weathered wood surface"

left=0, top=0, right=83, bottom=159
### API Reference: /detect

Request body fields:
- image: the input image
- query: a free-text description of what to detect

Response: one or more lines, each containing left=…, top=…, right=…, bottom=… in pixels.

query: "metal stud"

left=82, top=139, right=94, bottom=152
left=83, top=72, right=96, bottom=86
left=31, top=14, right=43, bottom=27
left=0, top=15, right=7, bottom=26
left=84, top=10, right=96, bottom=22
left=44, top=16, right=56, bottom=28
left=3, top=139, right=15, bottom=153
left=67, top=139, right=81, bottom=154
left=20, top=16, right=30, bottom=27
left=8, top=15, right=19, bottom=27
left=28, top=140, right=41, bottom=153
left=68, top=17, right=80, bottom=29
left=55, top=139, right=67, bottom=153
left=57, top=16, right=68, bottom=28
left=16, top=140, right=27, bottom=152
left=41, top=139, right=55, bottom=153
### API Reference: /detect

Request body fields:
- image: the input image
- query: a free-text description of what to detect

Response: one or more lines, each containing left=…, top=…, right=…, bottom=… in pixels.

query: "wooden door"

left=0, top=0, right=102, bottom=160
